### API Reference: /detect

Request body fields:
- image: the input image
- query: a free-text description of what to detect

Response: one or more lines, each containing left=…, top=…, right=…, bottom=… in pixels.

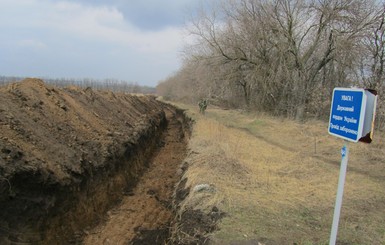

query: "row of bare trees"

left=157, top=0, right=385, bottom=126
left=0, top=76, right=156, bottom=94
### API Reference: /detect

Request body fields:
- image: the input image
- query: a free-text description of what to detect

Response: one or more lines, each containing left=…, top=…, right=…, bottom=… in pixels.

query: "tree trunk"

left=295, top=104, right=305, bottom=122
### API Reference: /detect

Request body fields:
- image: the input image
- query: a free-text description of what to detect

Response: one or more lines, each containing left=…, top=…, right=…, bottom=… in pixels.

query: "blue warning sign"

left=328, top=88, right=366, bottom=142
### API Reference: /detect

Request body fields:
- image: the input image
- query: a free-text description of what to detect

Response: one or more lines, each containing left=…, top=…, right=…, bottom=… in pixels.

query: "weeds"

left=170, top=104, right=385, bottom=244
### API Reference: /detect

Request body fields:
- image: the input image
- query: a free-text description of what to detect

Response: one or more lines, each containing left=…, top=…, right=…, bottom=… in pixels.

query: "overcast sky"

left=0, top=0, right=201, bottom=87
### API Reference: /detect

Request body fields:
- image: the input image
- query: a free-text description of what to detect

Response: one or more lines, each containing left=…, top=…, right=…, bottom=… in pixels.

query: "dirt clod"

left=131, top=228, right=169, bottom=245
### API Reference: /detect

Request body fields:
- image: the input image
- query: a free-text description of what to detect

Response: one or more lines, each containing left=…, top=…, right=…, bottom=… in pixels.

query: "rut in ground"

left=83, top=107, right=188, bottom=245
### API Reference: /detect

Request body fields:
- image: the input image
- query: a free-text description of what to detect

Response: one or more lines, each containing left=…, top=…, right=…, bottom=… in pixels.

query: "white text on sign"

left=341, top=95, right=353, bottom=101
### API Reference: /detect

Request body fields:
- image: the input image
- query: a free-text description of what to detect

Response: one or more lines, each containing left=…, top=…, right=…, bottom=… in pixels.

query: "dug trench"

left=0, top=79, right=218, bottom=244
left=82, top=107, right=191, bottom=244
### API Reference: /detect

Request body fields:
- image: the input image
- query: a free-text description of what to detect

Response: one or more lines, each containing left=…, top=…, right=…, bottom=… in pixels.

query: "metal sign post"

left=327, top=87, right=377, bottom=245
left=329, top=88, right=377, bottom=245
left=329, top=142, right=349, bottom=245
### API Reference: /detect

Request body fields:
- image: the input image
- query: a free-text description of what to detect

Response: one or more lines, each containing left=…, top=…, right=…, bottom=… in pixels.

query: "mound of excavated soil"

left=0, top=78, right=171, bottom=244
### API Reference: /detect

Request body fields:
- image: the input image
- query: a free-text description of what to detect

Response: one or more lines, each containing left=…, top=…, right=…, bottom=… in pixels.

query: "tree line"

left=157, top=0, right=385, bottom=128
left=0, top=76, right=156, bottom=94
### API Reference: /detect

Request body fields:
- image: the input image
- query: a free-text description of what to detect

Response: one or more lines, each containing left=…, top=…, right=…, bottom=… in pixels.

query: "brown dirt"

left=83, top=107, right=189, bottom=244
left=0, top=78, right=192, bottom=244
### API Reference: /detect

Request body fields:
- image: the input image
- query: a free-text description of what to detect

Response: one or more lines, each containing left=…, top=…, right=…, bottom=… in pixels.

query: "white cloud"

left=0, top=0, right=185, bottom=53
left=34, top=1, right=183, bottom=53
left=0, top=0, right=191, bottom=85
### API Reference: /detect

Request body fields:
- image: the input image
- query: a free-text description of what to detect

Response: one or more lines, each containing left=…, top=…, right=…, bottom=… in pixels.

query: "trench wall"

left=0, top=79, right=181, bottom=244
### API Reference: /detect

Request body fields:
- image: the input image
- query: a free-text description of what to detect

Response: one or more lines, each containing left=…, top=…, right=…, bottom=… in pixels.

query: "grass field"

left=175, top=103, right=385, bottom=245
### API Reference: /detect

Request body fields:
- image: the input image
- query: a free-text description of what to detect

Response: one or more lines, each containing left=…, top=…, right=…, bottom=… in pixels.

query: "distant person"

left=199, top=99, right=208, bottom=115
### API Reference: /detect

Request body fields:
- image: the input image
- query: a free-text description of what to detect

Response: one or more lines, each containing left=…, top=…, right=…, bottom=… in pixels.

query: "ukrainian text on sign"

left=328, top=89, right=365, bottom=142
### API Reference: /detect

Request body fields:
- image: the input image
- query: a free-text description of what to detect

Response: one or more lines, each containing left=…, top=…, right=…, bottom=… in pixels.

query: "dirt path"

left=83, top=107, right=188, bottom=245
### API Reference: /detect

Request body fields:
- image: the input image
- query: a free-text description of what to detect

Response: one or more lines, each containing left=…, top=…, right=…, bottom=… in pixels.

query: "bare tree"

left=158, top=0, right=384, bottom=120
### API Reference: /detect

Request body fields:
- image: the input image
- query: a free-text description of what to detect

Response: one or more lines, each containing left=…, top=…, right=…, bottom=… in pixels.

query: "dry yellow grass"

left=174, top=103, right=385, bottom=245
